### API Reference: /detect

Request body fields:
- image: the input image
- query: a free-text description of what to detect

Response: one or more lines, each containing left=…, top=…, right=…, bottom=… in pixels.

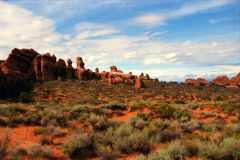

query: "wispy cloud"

left=131, top=0, right=236, bottom=27
left=208, top=16, right=238, bottom=24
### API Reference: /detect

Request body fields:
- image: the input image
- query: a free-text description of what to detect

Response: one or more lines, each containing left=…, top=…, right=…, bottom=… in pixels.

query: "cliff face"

left=0, top=48, right=150, bottom=90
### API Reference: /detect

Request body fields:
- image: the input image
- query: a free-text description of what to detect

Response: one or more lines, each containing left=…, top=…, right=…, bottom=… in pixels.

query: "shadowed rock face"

left=1, top=48, right=39, bottom=83
left=56, top=59, right=67, bottom=79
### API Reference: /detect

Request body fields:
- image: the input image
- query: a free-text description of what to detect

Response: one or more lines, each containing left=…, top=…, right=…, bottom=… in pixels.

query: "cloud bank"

left=0, top=1, right=239, bottom=81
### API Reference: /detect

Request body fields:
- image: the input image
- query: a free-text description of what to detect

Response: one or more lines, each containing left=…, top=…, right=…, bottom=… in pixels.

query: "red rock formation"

left=139, top=72, right=150, bottom=80
left=0, top=60, right=4, bottom=65
left=56, top=59, right=66, bottom=78
left=212, top=75, right=229, bottom=86
left=184, top=78, right=209, bottom=86
left=110, top=66, right=117, bottom=73
left=135, top=78, right=142, bottom=88
left=75, top=57, right=93, bottom=80
left=33, top=53, right=57, bottom=81
left=1, top=48, right=39, bottom=82
left=227, top=73, right=240, bottom=88
left=196, top=78, right=210, bottom=86
left=66, top=59, right=75, bottom=79
left=100, top=71, right=108, bottom=81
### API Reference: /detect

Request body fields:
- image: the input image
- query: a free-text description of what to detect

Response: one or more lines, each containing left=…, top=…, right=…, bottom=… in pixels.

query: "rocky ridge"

left=0, top=48, right=151, bottom=90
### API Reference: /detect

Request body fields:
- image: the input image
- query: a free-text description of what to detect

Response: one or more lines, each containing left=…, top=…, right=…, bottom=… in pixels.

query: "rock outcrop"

left=185, top=73, right=240, bottom=88
left=106, top=66, right=136, bottom=85
left=1, top=48, right=39, bottom=83
left=184, top=78, right=210, bottom=86
left=66, top=59, right=76, bottom=79
left=0, top=48, right=150, bottom=91
left=212, top=75, right=229, bottom=86
left=139, top=72, right=150, bottom=80
left=134, top=78, right=142, bottom=88
left=33, top=53, right=57, bottom=81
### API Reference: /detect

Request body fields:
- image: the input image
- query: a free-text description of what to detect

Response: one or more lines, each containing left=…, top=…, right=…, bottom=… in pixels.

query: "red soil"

left=111, top=108, right=150, bottom=121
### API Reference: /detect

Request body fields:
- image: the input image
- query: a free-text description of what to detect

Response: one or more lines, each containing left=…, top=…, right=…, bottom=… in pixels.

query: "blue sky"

left=0, top=0, right=239, bottom=81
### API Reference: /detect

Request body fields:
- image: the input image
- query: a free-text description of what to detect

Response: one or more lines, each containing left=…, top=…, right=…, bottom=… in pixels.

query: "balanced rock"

left=66, top=59, right=75, bottom=79
left=110, top=66, right=117, bottom=73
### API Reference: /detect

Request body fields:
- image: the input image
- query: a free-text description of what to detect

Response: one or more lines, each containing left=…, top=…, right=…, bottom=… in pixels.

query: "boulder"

left=100, top=71, right=108, bottom=81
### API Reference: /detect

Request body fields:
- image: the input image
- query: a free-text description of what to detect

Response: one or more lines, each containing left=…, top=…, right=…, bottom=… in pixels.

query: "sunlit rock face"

left=0, top=48, right=150, bottom=89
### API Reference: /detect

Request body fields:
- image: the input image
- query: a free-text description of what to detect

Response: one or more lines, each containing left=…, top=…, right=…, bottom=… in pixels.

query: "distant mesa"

left=0, top=48, right=151, bottom=89
left=184, top=73, right=240, bottom=89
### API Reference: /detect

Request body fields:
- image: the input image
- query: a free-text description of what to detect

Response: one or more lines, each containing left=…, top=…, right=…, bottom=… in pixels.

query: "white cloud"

left=131, top=14, right=166, bottom=27
left=131, top=0, right=235, bottom=27
left=0, top=1, right=239, bottom=82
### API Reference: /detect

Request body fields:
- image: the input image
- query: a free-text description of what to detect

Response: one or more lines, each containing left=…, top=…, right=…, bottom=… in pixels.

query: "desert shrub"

left=116, top=131, right=152, bottom=154
left=136, top=112, right=151, bottom=121
left=89, top=114, right=110, bottom=131
left=136, top=141, right=187, bottom=160
left=222, top=123, right=240, bottom=138
left=180, top=119, right=202, bottom=133
left=174, top=108, right=192, bottom=122
left=153, top=103, right=176, bottom=119
left=174, top=100, right=185, bottom=104
left=214, top=96, right=224, bottom=102
left=70, top=105, right=110, bottom=118
left=159, top=121, right=182, bottom=142
left=28, top=144, right=54, bottom=158
left=195, top=86, right=203, bottom=90
left=18, top=92, right=33, bottom=103
left=62, top=134, right=91, bottom=157
left=24, top=112, right=42, bottom=126
left=184, top=139, right=200, bottom=157
left=92, top=128, right=119, bottom=160
left=95, top=145, right=120, bottom=160
left=130, top=100, right=148, bottom=111
left=165, top=141, right=187, bottom=160
left=34, top=127, right=46, bottom=135
left=41, top=109, right=68, bottom=127
left=104, top=101, right=127, bottom=110
left=129, top=116, right=148, bottom=130
left=220, top=137, right=240, bottom=160
left=0, top=131, right=9, bottom=159
left=9, top=115, right=25, bottom=126
left=0, top=116, right=8, bottom=126
left=202, top=120, right=224, bottom=132
left=9, top=146, right=27, bottom=160
left=198, top=141, right=221, bottom=160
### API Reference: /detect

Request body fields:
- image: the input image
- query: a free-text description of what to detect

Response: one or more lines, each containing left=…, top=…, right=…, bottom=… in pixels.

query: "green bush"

left=220, top=137, right=240, bottom=160
left=174, top=108, right=192, bottom=122
left=153, top=103, right=176, bottom=119
left=28, top=144, right=54, bottom=159
left=165, top=141, right=187, bottom=159
left=0, top=116, right=8, bottom=126
left=18, top=92, right=33, bottom=103
left=198, top=141, right=221, bottom=160
left=214, top=96, right=224, bottom=102
left=104, top=101, right=127, bottom=110
left=0, top=131, right=9, bottom=159
left=130, top=100, right=148, bottom=111
left=180, top=119, right=202, bottom=133
left=89, top=114, right=110, bottom=131
left=41, top=109, right=68, bottom=127
left=62, top=134, right=91, bottom=157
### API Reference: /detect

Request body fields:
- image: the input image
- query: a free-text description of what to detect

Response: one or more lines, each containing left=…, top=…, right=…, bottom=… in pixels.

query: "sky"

left=0, top=0, right=239, bottom=81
